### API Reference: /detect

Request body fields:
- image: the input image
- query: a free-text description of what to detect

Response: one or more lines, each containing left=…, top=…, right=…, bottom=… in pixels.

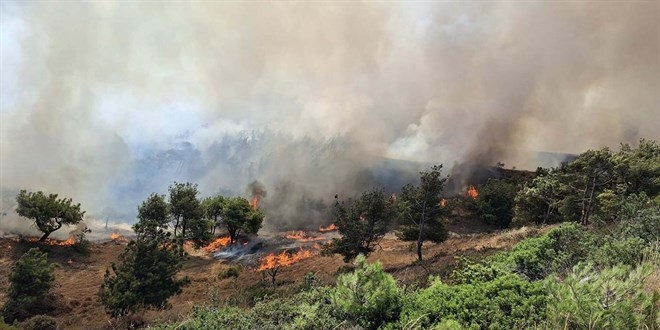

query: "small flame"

left=318, top=223, right=338, bottom=232
left=466, top=186, right=479, bottom=199
left=285, top=231, right=324, bottom=241
left=440, top=198, right=447, bottom=207
left=110, top=232, right=130, bottom=244
left=258, top=248, right=315, bottom=271
left=203, top=236, right=231, bottom=252
left=38, top=235, right=76, bottom=246
left=250, top=196, right=259, bottom=210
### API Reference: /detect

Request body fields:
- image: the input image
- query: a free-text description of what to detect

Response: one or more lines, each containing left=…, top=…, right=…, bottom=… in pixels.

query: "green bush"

left=449, top=257, right=509, bottom=285
left=475, top=179, right=519, bottom=228
left=396, top=275, right=546, bottom=330
left=501, top=223, right=590, bottom=280
left=1, top=248, right=56, bottom=323
left=543, top=263, right=658, bottom=329
left=218, top=265, right=242, bottom=279
left=331, top=255, right=401, bottom=329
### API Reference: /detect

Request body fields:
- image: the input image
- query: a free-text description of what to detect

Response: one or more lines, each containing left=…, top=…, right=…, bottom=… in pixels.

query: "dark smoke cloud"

left=1, top=2, right=658, bottom=232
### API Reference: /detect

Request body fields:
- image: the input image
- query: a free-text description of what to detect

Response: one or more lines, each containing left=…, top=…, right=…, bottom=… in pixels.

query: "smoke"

left=1, top=2, right=658, bottom=230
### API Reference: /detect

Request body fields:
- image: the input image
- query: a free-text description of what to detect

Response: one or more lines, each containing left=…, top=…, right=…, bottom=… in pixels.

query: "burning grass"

left=204, top=236, right=231, bottom=253
left=318, top=223, right=338, bottom=232
left=285, top=231, right=324, bottom=242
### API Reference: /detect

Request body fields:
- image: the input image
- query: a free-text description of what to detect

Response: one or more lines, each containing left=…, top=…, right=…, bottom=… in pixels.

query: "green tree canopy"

left=222, top=197, right=263, bottom=244
left=16, top=190, right=85, bottom=241
left=133, top=193, right=170, bottom=239
left=323, top=189, right=396, bottom=262
left=100, top=230, right=189, bottom=317
left=396, top=165, right=448, bottom=261
left=202, top=195, right=226, bottom=235
left=168, top=182, right=204, bottom=237
left=2, top=248, right=56, bottom=323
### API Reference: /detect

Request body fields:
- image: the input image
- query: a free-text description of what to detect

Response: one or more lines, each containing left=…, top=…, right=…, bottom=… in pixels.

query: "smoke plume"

left=1, top=2, right=658, bottom=231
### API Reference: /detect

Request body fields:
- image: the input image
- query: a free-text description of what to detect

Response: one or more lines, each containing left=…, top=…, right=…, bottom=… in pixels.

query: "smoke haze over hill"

left=1, top=2, right=658, bottom=230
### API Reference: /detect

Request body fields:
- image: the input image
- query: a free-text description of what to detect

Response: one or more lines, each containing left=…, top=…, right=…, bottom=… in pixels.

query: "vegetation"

left=168, top=182, right=210, bottom=246
left=133, top=193, right=169, bottom=239
left=202, top=195, right=226, bottom=235
left=221, top=196, right=263, bottom=244
left=99, top=230, right=190, bottom=317
left=396, top=165, right=449, bottom=261
left=1, top=248, right=56, bottom=323
left=15, top=190, right=85, bottom=241
left=323, top=189, right=396, bottom=262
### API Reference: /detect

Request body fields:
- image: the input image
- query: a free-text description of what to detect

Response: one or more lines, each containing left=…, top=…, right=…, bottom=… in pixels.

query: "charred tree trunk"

left=173, top=216, right=180, bottom=236
left=38, top=220, right=61, bottom=242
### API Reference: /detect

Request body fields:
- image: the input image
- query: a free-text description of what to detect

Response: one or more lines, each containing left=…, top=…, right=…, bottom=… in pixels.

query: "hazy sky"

left=1, top=1, right=658, bottom=228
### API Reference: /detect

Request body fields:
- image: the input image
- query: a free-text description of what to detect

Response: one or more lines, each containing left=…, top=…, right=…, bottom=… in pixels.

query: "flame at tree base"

left=204, top=236, right=231, bottom=252
left=466, top=186, right=479, bottom=199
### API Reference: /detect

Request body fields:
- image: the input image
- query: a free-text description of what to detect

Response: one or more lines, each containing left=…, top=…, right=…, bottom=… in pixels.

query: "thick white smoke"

left=1, top=2, right=658, bottom=231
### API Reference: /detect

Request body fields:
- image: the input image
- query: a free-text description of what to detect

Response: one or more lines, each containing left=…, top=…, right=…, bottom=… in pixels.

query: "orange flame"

left=37, top=235, right=76, bottom=246
left=318, top=223, right=338, bottom=232
left=203, top=236, right=231, bottom=252
left=440, top=198, right=447, bottom=207
left=285, top=231, right=324, bottom=242
left=110, top=232, right=130, bottom=243
left=258, top=249, right=315, bottom=271
left=250, top=196, right=259, bottom=210
left=466, top=186, right=479, bottom=199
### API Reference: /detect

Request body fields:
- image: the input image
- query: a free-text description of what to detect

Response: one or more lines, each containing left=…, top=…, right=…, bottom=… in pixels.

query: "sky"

left=1, top=1, right=658, bottom=233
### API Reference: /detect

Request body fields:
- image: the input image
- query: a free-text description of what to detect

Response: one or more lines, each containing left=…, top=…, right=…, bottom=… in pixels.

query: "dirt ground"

left=0, top=221, right=547, bottom=330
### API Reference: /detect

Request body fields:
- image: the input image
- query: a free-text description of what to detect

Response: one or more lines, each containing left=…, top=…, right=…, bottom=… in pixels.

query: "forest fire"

left=204, top=236, right=231, bottom=252
left=250, top=196, right=259, bottom=210
left=257, top=248, right=315, bottom=272
left=318, top=223, right=338, bottom=232
left=285, top=231, right=324, bottom=242
left=110, top=232, right=130, bottom=244
left=41, top=235, right=76, bottom=246
left=466, top=186, right=479, bottom=199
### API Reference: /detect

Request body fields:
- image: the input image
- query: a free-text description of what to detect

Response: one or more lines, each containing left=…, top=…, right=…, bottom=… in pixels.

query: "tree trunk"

left=543, top=203, right=553, bottom=225
left=174, top=216, right=180, bottom=236
left=581, top=177, right=596, bottom=225
left=39, top=231, right=53, bottom=242
left=417, top=203, right=426, bottom=261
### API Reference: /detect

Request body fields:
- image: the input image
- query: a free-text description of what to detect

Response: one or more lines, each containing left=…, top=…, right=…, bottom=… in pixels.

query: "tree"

left=396, top=165, right=448, bottom=261
left=202, top=195, right=226, bottom=235
left=323, top=189, right=395, bottom=262
left=132, top=193, right=169, bottom=240
left=514, top=174, right=564, bottom=225
left=474, top=178, right=520, bottom=228
left=565, top=148, right=616, bottom=225
left=168, top=182, right=203, bottom=237
left=16, top=190, right=85, bottom=241
left=221, top=197, right=263, bottom=244
left=100, top=230, right=189, bottom=317
left=331, top=254, right=401, bottom=330
left=2, top=248, right=55, bottom=323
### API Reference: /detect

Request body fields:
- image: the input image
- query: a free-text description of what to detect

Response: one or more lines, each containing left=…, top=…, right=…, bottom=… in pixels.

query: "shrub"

left=397, top=275, right=547, bottom=330
left=449, top=257, right=509, bottom=285
left=543, top=263, right=658, bottom=329
left=331, top=255, right=401, bottom=329
left=18, top=315, right=58, bottom=330
left=218, top=265, right=242, bottom=279
left=475, top=179, right=519, bottom=228
left=2, top=248, right=56, bottom=323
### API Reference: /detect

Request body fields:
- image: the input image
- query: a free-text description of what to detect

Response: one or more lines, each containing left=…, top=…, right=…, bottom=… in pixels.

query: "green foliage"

left=301, top=272, right=323, bottom=291
left=513, top=174, right=564, bottom=225
left=323, top=189, right=396, bottom=262
left=222, top=196, right=264, bottom=244
left=133, top=193, right=169, bottom=239
left=18, top=315, right=58, bottom=330
left=396, top=164, right=449, bottom=261
left=15, top=190, right=85, bottom=241
left=475, top=179, right=519, bottom=228
left=99, top=230, right=190, bottom=317
left=449, top=257, right=509, bottom=285
left=397, top=275, right=547, bottom=330
left=331, top=255, right=401, bottom=329
left=543, top=263, right=658, bottom=330
left=2, top=248, right=55, bottom=323
left=168, top=182, right=208, bottom=244
left=202, top=195, right=226, bottom=234
left=218, top=265, right=242, bottom=280
left=502, top=223, right=590, bottom=280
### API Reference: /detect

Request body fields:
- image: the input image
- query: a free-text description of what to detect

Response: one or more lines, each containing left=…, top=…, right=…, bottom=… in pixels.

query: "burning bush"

left=258, top=249, right=315, bottom=285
